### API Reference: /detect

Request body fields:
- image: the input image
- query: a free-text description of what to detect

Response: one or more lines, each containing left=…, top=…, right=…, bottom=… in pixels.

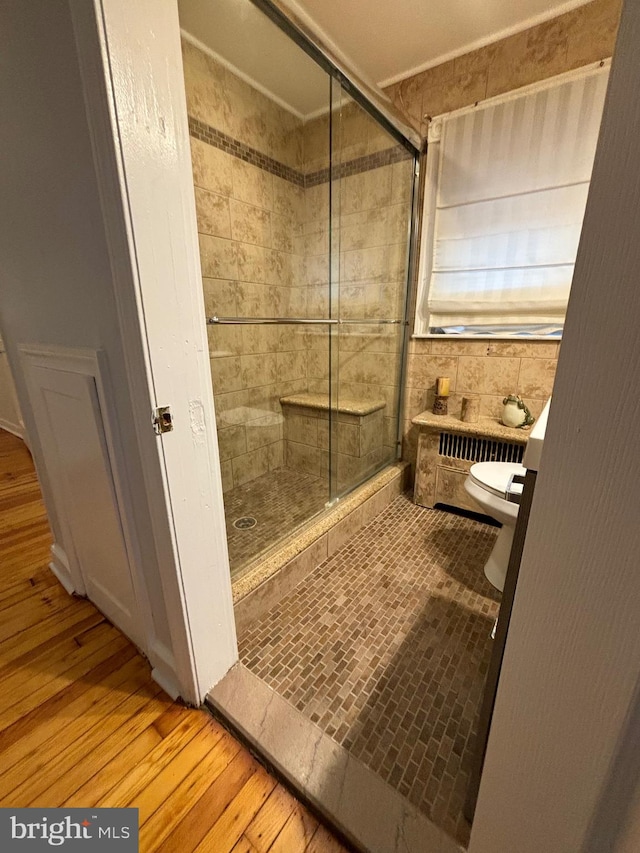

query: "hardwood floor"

left=0, top=429, right=347, bottom=853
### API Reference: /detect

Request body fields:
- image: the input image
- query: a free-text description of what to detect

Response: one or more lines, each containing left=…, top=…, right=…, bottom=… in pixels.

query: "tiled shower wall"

left=383, top=0, right=622, bottom=469
left=182, top=38, right=415, bottom=490
left=183, top=39, right=309, bottom=492
left=302, top=107, right=413, bottom=456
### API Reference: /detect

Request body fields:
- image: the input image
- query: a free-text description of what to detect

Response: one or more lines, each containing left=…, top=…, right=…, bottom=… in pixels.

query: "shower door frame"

left=251, top=0, right=422, bottom=152
left=327, top=78, right=422, bottom=501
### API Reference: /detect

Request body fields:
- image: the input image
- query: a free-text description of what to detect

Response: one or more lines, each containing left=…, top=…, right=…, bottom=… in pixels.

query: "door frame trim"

left=68, top=0, right=238, bottom=704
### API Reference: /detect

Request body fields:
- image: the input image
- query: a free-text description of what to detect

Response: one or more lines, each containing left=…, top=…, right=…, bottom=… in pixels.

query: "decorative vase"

left=461, top=396, right=480, bottom=423
left=432, top=396, right=448, bottom=415
left=501, top=395, right=535, bottom=429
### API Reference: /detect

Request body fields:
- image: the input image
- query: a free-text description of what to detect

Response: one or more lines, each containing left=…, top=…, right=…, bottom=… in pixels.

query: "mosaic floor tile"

left=225, top=467, right=328, bottom=577
left=238, top=493, right=500, bottom=846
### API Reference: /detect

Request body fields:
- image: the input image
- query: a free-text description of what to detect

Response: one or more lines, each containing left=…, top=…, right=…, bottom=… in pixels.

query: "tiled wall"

left=183, top=40, right=303, bottom=169
left=382, top=0, right=622, bottom=470
left=281, top=399, right=385, bottom=491
left=182, top=41, right=415, bottom=492
left=302, top=103, right=414, bottom=454
left=404, top=339, right=559, bottom=466
left=384, top=0, right=621, bottom=137
left=183, top=39, right=307, bottom=491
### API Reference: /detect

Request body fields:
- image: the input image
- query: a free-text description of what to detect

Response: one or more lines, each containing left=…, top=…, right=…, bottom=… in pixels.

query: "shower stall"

left=179, top=0, right=420, bottom=578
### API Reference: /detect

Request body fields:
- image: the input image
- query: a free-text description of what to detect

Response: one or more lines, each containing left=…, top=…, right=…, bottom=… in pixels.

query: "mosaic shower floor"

left=224, top=467, right=329, bottom=576
left=238, top=493, right=500, bottom=846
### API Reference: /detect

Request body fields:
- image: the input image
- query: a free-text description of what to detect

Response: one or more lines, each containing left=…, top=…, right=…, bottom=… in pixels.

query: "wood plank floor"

left=0, top=429, right=347, bottom=853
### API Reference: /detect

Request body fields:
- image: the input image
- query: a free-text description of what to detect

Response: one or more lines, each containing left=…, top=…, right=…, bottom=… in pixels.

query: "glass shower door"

left=180, top=0, right=417, bottom=578
left=329, top=85, right=416, bottom=498
left=182, top=0, right=336, bottom=579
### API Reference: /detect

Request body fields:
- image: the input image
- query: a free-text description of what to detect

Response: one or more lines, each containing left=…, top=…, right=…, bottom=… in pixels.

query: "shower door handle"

left=206, top=317, right=405, bottom=325
left=207, top=317, right=337, bottom=325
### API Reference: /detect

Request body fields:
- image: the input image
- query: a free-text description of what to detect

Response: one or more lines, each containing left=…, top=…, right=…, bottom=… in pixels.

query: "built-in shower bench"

left=412, top=410, right=529, bottom=513
left=280, top=392, right=386, bottom=490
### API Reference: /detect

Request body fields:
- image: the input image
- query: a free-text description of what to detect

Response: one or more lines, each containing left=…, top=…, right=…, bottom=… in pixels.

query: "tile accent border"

left=188, top=116, right=304, bottom=186
left=208, top=664, right=462, bottom=853
left=188, top=115, right=412, bottom=188
left=304, top=145, right=413, bottom=187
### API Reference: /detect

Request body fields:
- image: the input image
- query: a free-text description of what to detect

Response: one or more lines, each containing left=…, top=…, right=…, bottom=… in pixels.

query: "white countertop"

left=523, top=397, right=552, bottom=472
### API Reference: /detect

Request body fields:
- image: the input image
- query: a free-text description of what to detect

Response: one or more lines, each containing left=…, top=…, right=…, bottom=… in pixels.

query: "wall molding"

left=18, top=342, right=174, bottom=679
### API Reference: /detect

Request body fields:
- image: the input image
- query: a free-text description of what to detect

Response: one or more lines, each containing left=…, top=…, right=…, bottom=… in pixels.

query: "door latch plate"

left=153, top=406, right=173, bottom=435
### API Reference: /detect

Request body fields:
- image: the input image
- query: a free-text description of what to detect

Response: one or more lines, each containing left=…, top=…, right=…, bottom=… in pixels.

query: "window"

left=414, top=62, right=610, bottom=338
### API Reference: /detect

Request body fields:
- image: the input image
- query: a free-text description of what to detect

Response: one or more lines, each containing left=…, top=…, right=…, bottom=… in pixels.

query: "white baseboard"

left=151, top=665, right=182, bottom=701
left=49, top=543, right=76, bottom=595
left=0, top=417, right=24, bottom=440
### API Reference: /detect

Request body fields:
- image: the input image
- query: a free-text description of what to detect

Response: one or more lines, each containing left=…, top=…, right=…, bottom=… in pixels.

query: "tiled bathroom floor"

left=224, top=468, right=329, bottom=576
left=238, top=493, right=500, bottom=846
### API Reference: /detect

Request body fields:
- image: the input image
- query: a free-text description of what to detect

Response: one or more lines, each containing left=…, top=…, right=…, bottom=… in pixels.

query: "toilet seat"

left=465, top=462, right=527, bottom=591
left=468, top=461, right=526, bottom=499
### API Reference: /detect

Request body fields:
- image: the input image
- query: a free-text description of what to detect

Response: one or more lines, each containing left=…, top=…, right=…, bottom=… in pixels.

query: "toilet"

left=464, top=461, right=526, bottom=592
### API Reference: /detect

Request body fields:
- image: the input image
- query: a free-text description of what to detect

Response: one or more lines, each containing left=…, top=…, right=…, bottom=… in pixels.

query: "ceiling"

left=178, top=0, right=330, bottom=118
left=282, top=0, right=592, bottom=87
left=178, top=0, right=591, bottom=119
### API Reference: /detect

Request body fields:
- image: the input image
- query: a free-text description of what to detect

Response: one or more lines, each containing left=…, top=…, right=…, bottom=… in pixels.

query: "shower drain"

left=233, top=516, right=257, bottom=530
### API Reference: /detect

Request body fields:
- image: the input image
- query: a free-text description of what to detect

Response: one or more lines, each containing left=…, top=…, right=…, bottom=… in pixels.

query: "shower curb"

left=233, top=463, right=410, bottom=633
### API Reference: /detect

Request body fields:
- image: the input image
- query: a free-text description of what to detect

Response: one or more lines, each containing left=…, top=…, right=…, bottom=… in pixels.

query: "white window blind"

left=419, top=63, right=610, bottom=334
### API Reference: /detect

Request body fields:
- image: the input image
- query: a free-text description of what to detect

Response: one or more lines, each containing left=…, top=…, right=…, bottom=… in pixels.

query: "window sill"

left=411, top=333, right=562, bottom=341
